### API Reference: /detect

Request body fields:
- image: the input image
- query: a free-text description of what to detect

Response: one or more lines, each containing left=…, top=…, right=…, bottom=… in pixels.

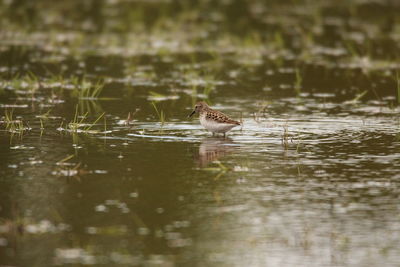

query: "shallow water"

left=1, top=0, right=400, bottom=266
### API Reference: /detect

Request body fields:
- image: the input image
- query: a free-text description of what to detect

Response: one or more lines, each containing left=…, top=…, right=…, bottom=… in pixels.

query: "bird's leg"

left=212, top=132, right=215, bottom=137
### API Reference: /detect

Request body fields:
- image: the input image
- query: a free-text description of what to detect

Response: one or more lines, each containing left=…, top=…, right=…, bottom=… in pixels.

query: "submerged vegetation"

left=66, top=105, right=105, bottom=134
left=72, top=77, right=105, bottom=100
left=151, top=102, right=166, bottom=127
left=0, top=0, right=399, bottom=108
left=7, top=72, right=40, bottom=97
left=3, top=109, right=29, bottom=135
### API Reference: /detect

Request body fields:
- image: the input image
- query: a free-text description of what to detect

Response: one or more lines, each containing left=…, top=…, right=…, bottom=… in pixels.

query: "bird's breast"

left=199, top=114, right=238, bottom=133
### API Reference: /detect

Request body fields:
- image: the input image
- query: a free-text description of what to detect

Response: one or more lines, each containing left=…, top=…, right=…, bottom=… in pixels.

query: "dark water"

left=1, top=0, right=400, bottom=266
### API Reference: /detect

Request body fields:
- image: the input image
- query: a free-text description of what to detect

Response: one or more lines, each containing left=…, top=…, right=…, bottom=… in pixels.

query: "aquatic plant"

left=56, top=154, right=75, bottom=166
left=67, top=105, right=105, bottom=133
left=253, top=101, right=269, bottom=123
left=202, top=160, right=229, bottom=180
left=9, top=72, right=40, bottom=98
left=345, top=90, right=368, bottom=105
left=54, top=154, right=86, bottom=180
left=273, top=32, right=285, bottom=49
left=397, top=72, right=400, bottom=104
left=74, top=78, right=104, bottom=100
left=294, top=69, right=303, bottom=96
left=282, top=123, right=289, bottom=150
left=3, top=109, right=29, bottom=135
left=151, top=102, right=166, bottom=127
left=344, top=40, right=360, bottom=58
left=296, top=138, right=302, bottom=153
left=36, top=109, right=52, bottom=134
left=36, top=109, right=52, bottom=120
left=66, top=76, right=106, bottom=114
left=4, top=109, right=14, bottom=128
left=181, top=68, right=218, bottom=99
left=84, top=112, right=106, bottom=132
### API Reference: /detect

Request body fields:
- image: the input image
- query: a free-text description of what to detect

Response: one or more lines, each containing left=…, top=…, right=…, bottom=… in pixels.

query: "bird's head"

left=188, top=101, right=209, bottom=118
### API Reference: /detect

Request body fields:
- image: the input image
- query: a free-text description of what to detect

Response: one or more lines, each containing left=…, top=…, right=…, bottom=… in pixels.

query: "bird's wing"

left=206, top=110, right=241, bottom=125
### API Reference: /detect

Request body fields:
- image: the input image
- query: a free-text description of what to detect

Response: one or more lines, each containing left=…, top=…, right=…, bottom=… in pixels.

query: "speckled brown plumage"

left=188, top=101, right=241, bottom=134
left=204, top=109, right=240, bottom=125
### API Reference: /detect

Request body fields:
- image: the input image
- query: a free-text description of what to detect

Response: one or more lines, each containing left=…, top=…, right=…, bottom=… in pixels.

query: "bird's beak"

left=188, top=110, right=196, bottom=118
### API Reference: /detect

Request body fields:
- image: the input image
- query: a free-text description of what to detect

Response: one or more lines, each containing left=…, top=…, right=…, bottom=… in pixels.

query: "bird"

left=188, top=101, right=241, bottom=136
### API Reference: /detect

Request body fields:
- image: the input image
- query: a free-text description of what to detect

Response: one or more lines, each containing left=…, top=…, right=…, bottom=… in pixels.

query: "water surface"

left=1, top=0, right=400, bottom=266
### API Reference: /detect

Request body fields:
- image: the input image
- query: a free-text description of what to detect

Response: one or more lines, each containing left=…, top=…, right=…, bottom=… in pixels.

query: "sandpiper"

left=188, top=101, right=241, bottom=136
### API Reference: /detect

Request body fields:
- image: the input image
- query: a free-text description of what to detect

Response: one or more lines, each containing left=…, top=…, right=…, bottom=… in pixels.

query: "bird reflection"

left=195, top=137, right=236, bottom=167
